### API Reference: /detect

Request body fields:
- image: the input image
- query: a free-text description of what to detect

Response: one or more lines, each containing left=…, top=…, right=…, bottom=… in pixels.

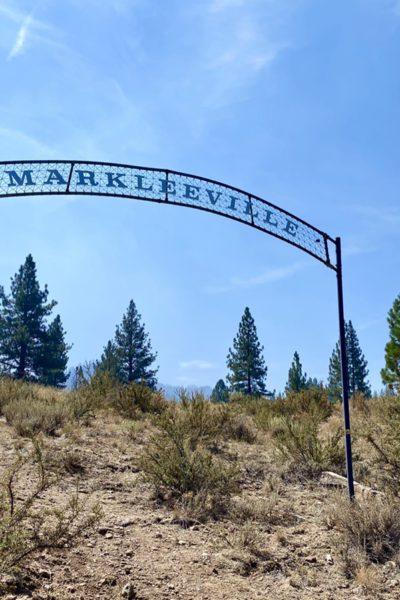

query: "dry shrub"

left=113, top=382, right=167, bottom=418
left=141, top=406, right=238, bottom=520
left=70, top=370, right=117, bottom=419
left=358, top=393, right=400, bottom=493
left=272, top=412, right=345, bottom=479
left=0, top=377, right=37, bottom=415
left=218, top=522, right=283, bottom=576
left=229, top=394, right=275, bottom=431
left=178, top=390, right=228, bottom=445
left=125, top=419, right=149, bottom=443
left=0, top=441, right=101, bottom=581
left=326, top=493, right=400, bottom=576
left=3, top=396, right=68, bottom=437
left=224, top=414, right=257, bottom=444
left=281, top=388, right=333, bottom=419
left=354, top=564, right=382, bottom=594
left=230, top=494, right=278, bottom=525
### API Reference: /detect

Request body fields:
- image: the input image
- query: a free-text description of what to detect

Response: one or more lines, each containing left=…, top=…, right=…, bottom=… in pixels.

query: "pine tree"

left=98, top=300, right=158, bottom=388
left=328, top=321, right=370, bottom=399
left=37, top=316, right=70, bottom=387
left=211, top=379, right=229, bottom=403
left=97, top=340, right=120, bottom=380
left=346, top=320, right=370, bottom=397
left=0, top=255, right=62, bottom=381
left=381, top=294, right=400, bottom=392
left=306, top=376, right=324, bottom=390
left=328, top=342, right=342, bottom=400
left=226, top=307, right=268, bottom=396
left=285, top=351, right=307, bottom=393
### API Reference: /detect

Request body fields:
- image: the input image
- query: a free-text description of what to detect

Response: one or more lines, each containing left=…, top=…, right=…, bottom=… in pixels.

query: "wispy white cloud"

left=170, top=0, right=290, bottom=118
left=179, top=360, right=216, bottom=370
left=0, top=2, right=67, bottom=61
left=8, top=14, right=32, bottom=59
left=204, top=262, right=307, bottom=294
left=201, top=4, right=287, bottom=109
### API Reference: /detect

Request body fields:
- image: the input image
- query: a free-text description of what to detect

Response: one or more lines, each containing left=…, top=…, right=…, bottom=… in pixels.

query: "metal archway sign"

left=0, top=160, right=355, bottom=497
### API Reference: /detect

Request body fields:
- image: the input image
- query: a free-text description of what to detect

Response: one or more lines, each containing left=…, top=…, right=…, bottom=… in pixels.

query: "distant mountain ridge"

left=160, top=384, right=212, bottom=400
left=66, top=367, right=212, bottom=400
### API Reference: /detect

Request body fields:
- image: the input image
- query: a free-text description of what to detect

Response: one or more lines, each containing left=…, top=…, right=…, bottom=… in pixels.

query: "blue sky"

left=0, top=0, right=399, bottom=393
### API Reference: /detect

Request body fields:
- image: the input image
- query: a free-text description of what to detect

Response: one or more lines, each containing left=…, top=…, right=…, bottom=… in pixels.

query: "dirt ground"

left=1, top=413, right=399, bottom=600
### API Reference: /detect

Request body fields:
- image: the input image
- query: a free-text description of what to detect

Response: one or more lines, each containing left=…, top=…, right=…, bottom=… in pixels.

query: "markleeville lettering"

left=0, top=159, right=355, bottom=499
left=0, top=160, right=335, bottom=268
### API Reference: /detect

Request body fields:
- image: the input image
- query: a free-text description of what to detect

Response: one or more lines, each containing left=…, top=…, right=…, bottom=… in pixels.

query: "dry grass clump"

left=356, top=393, right=400, bottom=493
left=3, top=395, right=68, bottom=437
left=0, top=441, right=101, bottom=584
left=0, top=377, right=37, bottom=415
left=216, top=521, right=283, bottom=576
left=326, top=493, right=400, bottom=577
left=141, top=404, right=238, bottom=520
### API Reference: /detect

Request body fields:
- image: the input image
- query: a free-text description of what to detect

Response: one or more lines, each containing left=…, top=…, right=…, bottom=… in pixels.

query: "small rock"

left=105, top=532, right=114, bottom=539
left=98, top=526, right=109, bottom=535
left=0, top=574, right=17, bottom=587
left=388, top=579, right=399, bottom=588
left=121, top=582, right=137, bottom=599
left=38, top=568, right=52, bottom=579
left=325, top=553, right=334, bottom=564
left=304, top=556, right=317, bottom=564
left=121, top=518, right=135, bottom=528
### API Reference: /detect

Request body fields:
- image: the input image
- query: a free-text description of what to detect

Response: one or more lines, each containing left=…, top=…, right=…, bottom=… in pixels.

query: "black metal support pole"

left=335, top=237, right=355, bottom=499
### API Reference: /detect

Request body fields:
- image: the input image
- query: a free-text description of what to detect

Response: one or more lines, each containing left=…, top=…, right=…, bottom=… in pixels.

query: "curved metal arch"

left=0, top=158, right=355, bottom=497
left=0, top=160, right=337, bottom=270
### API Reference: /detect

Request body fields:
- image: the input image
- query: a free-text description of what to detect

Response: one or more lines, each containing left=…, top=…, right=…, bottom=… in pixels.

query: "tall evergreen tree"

left=328, top=321, right=370, bottom=399
left=328, top=342, right=342, bottom=400
left=37, top=316, right=71, bottom=387
left=285, top=351, right=307, bottom=393
left=226, top=307, right=268, bottom=396
left=211, top=379, right=229, bottom=403
left=97, top=340, right=120, bottom=380
left=97, top=300, right=158, bottom=388
left=381, top=294, right=400, bottom=392
left=346, top=320, right=370, bottom=397
left=0, top=255, right=70, bottom=383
